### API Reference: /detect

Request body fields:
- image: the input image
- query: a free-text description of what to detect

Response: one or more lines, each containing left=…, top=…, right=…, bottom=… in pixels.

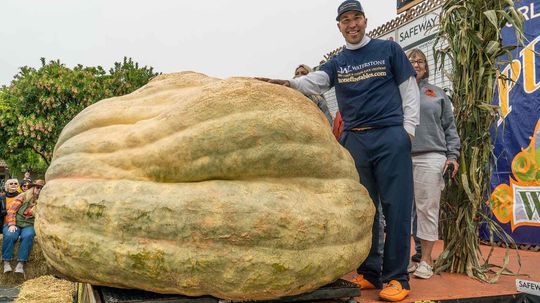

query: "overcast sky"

left=0, top=0, right=397, bottom=86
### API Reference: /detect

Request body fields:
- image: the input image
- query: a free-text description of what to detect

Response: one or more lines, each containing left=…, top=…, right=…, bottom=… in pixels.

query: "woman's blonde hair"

left=406, top=48, right=429, bottom=79
left=4, top=178, right=18, bottom=192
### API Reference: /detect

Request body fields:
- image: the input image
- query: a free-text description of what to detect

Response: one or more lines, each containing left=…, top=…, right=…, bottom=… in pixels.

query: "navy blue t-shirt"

left=320, top=39, right=415, bottom=130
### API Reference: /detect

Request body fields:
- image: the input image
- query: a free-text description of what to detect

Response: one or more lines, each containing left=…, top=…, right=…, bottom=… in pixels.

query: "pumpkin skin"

left=36, top=72, right=374, bottom=300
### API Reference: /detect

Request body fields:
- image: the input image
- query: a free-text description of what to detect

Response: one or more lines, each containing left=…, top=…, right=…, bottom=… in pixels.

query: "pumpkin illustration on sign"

left=35, top=72, right=375, bottom=300
left=487, top=119, right=540, bottom=230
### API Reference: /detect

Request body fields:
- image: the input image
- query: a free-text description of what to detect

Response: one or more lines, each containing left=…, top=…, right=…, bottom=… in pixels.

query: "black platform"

left=85, top=279, right=360, bottom=303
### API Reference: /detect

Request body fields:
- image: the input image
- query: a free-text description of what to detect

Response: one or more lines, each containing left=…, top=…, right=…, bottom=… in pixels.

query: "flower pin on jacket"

left=424, top=88, right=437, bottom=97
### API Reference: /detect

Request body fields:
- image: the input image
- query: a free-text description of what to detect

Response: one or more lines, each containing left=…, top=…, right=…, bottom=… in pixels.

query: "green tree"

left=0, top=57, right=158, bottom=169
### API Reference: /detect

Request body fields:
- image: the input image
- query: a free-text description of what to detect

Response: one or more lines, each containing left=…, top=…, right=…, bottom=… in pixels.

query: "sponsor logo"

left=488, top=119, right=540, bottom=230
left=337, top=60, right=387, bottom=84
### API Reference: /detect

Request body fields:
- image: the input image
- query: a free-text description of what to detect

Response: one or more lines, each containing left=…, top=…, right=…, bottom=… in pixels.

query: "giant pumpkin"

left=36, top=72, right=374, bottom=300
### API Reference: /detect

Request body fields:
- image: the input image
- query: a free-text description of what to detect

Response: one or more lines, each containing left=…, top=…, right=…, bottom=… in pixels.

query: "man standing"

left=257, top=1, right=419, bottom=301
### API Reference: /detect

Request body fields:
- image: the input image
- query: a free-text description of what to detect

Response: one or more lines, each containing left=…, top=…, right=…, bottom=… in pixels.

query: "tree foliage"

left=0, top=57, right=159, bottom=172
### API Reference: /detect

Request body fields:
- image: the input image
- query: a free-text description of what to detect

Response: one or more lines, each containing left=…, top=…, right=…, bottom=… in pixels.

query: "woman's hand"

left=444, top=159, right=459, bottom=178
left=8, top=225, right=17, bottom=233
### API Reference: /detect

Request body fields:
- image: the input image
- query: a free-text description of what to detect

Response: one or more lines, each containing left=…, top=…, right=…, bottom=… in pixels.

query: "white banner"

left=516, top=279, right=540, bottom=296
left=397, top=8, right=441, bottom=48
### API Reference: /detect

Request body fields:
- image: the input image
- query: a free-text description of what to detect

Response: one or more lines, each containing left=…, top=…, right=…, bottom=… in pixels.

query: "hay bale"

left=0, top=235, right=50, bottom=286
left=15, top=275, right=75, bottom=303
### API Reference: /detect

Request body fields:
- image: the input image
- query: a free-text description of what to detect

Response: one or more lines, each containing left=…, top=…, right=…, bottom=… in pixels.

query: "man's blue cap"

left=336, top=0, right=364, bottom=21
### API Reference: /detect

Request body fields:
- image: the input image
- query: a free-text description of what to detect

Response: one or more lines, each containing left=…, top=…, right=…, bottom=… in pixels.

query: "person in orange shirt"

left=1, top=179, right=20, bottom=226
left=2, top=179, right=45, bottom=274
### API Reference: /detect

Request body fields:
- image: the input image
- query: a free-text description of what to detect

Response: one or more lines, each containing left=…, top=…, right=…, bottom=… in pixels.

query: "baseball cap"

left=336, top=0, right=364, bottom=21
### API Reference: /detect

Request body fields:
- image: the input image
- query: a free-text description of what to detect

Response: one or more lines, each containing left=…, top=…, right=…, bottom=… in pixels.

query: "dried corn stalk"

left=434, top=0, right=524, bottom=282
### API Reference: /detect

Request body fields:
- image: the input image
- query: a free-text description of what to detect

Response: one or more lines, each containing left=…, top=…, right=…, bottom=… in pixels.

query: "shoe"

left=407, top=262, right=417, bottom=273
left=379, top=280, right=410, bottom=302
left=14, top=262, right=24, bottom=274
left=413, top=261, right=433, bottom=279
left=3, top=262, right=12, bottom=273
left=350, top=274, right=377, bottom=290
left=411, top=252, right=422, bottom=263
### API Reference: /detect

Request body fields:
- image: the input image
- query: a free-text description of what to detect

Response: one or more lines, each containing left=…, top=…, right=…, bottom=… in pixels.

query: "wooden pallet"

left=78, top=279, right=360, bottom=303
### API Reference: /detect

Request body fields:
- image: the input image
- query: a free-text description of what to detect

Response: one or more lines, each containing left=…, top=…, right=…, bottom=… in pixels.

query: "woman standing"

left=2, top=179, right=45, bottom=274
left=407, top=49, right=460, bottom=279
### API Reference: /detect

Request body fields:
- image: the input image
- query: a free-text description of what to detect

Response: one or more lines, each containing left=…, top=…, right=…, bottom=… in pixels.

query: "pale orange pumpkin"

left=36, top=72, right=374, bottom=300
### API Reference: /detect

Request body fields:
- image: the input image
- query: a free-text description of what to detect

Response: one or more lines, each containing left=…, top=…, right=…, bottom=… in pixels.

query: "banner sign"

left=397, top=0, right=425, bottom=14
left=397, top=9, right=439, bottom=49
left=394, top=8, right=451, bottom=90
left=484, top=0, right=540, bottom=245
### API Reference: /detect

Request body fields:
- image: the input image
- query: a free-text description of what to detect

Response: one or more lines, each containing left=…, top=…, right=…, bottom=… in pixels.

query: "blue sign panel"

left=485, top=0, right=540, bottom=245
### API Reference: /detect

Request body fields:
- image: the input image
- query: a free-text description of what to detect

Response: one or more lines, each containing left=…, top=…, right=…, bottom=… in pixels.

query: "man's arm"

left=256, top=71, right=331, bottom=96
left=288, top=71, right=331, bottom=95
left=398, top=76, right=420, bottom=138
left=254, top=78, right=290, bottom=86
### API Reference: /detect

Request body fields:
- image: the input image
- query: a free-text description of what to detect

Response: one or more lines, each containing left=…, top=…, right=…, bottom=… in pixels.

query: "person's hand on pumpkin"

left=254, top=77, right=290, bottom=87
left=8, top=225, right=17, bottom=233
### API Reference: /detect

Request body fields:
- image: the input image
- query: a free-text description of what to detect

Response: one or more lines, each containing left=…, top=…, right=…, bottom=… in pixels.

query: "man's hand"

left=254, top=77, right=290, bottom=87
left=8, top=225, right=17, bottom=233
left=444, top=159, right=459, bottom=179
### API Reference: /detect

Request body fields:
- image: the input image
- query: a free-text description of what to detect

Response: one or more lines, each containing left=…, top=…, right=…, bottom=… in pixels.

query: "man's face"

left=337, top=11, right=367, bottom=45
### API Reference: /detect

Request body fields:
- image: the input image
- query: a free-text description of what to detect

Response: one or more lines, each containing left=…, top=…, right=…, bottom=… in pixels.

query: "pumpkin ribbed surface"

left=36, top=72, right=374, bottom=300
